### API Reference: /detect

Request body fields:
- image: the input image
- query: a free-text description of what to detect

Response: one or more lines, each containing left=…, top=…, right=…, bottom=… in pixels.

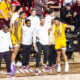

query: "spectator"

left=72, top=0, right=80, bottom=15
left=73, top=10, right=80, bottom=31
left=10, top=5, right=16, bottom=17
left=35, top=0, right=46, bottom=18
left=72, top=0, right=80, bottom=31
left=60, top=3, right=74, bottom=24
left=0, top=0, right=11, bottom=29
left=20, top=0, right=32, bottom=11
left=47, top=0, right=61, bottom=17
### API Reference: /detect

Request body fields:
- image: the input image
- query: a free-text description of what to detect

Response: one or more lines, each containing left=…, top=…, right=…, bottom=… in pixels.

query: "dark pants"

left=0, top=51, right=11, bottom=72
left=21, top=0, right=32, bottom=8
left=49, top=45, right=57, bottom=67
left=22, top=44, right=32, bottom=66
left=0, top=18, right=10, bottom=30
left=36, top=42, right=49, bottom=67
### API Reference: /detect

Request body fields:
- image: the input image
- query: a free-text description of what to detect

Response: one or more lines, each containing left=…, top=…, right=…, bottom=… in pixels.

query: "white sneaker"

left=65, top=64, right=69, bottom=72
left=57, top=66, right=61, bottom=72
left=16, top=61, right=22, bottom=67
left=42, top=64, right=47, bottom=69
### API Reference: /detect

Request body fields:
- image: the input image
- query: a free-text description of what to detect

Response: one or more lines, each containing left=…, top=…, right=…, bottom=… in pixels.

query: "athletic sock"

left=11, top=61, right=15, bottom=70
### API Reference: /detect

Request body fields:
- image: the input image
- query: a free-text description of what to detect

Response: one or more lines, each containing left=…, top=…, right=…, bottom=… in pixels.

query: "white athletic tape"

left=61, top=47, right=66, bottom=50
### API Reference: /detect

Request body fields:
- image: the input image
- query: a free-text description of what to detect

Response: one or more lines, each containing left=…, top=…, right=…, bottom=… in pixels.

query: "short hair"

left=31, top=8, right=36, bottom=13
left=48, top=10, right=54, bottom=14
left=25, top=19, right=31, bottom=23
left=54, top=17, right=61, bottom=21
left=15, top=5, right=22, bottom=12
left=40, top=17, right=45, bottom=20
left=66, top=3, right=71, bottom=6
left=2, top=25, right=8, bottom=28
left=19, top=11, right=24, bottom=16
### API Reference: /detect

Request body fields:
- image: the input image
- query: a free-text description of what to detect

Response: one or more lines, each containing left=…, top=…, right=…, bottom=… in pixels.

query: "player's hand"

left=71, top=26, right=75, bottom=31
left=5, top=18, right=8, bottom=21
left=33, top=43, right=36, bottom=47
left=66, top=14, right=69, bottom=17
left=48, top=42, right=52, bottom=46
left=68, top=14, right=72, bottom=17
left=18, top=41, right=21, bottom=44
left=74, top=12, right=77, bottom=17
left=48, top=28, right=52, bottom=34
left=9, top=28, right=12, bottom=33
left=48, top=28, right=52, bottom=32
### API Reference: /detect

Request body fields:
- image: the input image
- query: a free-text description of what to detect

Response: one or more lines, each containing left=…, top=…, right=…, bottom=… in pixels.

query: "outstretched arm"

left=66, top=25, right=75, bottom=31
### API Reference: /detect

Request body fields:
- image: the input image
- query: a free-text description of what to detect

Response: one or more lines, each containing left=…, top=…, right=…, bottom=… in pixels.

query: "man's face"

left=40, top=19, right=45, bottom=25
left=66, top=6, right=71, bottom=10
left=55, top=20, right=60, bottom=25
left=51, top=19, right=55, bottom=25
left=8, top=0, right=11, bottom=3
left=51, top=12, right=55, bottom=17
left=21, top=13, right=26, bottom=19
left=12, top=6, right=16, bottom=12
left=3, top=27, right=9, bottom=33
left=19, top=7, right=23, bottom=13
left=77, top=0, right=80, bottom=5
left=26, top=21, right=31, bottom=27
left=32, top=11, right=36, bottom=16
